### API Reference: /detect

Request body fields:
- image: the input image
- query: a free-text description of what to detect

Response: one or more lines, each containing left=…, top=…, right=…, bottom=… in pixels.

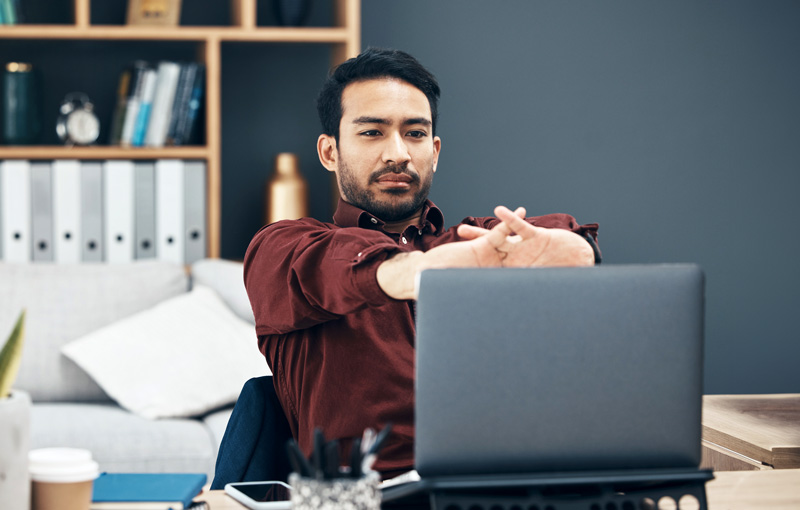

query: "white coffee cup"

left=29, top=448, right=99, bottom=510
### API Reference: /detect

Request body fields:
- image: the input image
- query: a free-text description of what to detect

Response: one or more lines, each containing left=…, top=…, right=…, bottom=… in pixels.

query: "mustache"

left=368, top=163, right=420, bottom=184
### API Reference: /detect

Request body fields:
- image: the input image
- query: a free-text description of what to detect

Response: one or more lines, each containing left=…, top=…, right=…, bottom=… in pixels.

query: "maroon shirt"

left=243, top=199, right=599, bottom=474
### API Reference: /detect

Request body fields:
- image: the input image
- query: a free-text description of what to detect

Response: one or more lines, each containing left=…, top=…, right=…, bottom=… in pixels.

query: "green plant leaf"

left=0, top=310, right=26, bottom=399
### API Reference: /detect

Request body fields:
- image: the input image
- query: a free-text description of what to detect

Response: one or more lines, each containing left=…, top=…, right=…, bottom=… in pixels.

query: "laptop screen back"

left=414, top=265, right=704, bottom=477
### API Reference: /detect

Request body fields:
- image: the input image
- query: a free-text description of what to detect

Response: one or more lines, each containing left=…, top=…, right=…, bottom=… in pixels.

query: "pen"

left=312, top=428, right=326, bottom=480
left=324, top=440, right=340, bottom=479
left=361, top=423, right=392, bottom=474
left=360, top=452, right=377, bottom=475
left=286, top=439, right=313, bottom=477
left=361, top=427, right=376, bottom=454
left=368, top=422, right=392, bottom=456
left=350, top=437, right=362, bottom=478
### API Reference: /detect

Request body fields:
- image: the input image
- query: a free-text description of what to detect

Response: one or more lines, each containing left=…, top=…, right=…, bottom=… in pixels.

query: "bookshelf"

left=0, top=0, right=361, bottom=259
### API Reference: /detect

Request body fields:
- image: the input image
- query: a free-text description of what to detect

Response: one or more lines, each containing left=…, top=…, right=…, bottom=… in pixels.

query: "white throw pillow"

left=62, top=285, right=269, bottom=419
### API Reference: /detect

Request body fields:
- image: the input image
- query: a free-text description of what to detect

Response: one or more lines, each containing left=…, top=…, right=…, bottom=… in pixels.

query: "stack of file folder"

left=0, top=159, right=206, bottom=264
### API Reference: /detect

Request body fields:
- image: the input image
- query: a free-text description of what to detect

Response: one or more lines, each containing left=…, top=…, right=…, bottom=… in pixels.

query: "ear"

left=432, top=135, right=442, bottom=173
left=317, top=134, right=338, bottom=173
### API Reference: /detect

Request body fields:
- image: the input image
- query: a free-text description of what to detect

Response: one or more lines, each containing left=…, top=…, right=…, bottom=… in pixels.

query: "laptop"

left=412, top=264, right=705, bottom=478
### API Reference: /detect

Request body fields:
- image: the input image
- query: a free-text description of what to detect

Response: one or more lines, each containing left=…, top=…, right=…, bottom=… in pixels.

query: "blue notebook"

left=91, top=473, right=207, bottom=510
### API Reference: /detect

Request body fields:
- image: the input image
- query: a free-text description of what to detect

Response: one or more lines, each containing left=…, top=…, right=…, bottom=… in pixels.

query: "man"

left=243, top=48, right=600, bottom=477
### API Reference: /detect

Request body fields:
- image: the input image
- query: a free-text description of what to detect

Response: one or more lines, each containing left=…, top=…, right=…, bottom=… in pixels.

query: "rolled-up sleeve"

left=243, top=219, right=401, bottom=336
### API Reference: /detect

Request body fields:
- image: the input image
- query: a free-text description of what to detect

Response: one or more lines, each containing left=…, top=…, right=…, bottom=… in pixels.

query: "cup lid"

left=29, top=448, right=99, bottom=483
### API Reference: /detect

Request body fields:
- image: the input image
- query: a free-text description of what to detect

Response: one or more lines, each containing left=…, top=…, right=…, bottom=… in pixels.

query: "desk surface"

left=199, top=469, right=800, bottom=510
left=703, top=394, right=800, bottom=469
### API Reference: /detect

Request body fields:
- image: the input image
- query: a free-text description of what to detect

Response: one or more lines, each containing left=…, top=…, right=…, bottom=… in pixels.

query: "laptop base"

left=382, top=468, right=714, bottom=510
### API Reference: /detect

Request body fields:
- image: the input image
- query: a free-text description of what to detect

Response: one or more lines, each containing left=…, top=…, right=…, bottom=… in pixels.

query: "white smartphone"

left=224, top=481, right=293, bottom=510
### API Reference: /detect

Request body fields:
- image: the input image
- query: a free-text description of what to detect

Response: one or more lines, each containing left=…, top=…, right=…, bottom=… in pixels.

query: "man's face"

left=320, top=78, right=441, bottom=222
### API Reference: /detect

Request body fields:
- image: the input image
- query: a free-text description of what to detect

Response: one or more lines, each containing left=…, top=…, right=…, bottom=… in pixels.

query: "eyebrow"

left=352, top=116, right=432, bottom=127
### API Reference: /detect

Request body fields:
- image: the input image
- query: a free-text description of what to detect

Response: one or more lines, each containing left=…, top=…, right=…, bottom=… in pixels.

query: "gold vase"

left=265, top=153, right=309, bottom=224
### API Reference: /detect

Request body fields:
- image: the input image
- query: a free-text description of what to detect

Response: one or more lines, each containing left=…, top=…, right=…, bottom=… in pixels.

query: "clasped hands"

left=455, top=205, right=595, bottom=268
left=377, top=205, right=595, bottom=300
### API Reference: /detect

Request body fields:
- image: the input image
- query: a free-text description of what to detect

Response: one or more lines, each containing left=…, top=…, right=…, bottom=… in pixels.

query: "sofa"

left=0, top=259, right=269, bottom=480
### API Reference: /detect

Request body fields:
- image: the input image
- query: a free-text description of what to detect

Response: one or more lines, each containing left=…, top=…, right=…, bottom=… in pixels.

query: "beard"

left=338, top=160, right=434, bottom=222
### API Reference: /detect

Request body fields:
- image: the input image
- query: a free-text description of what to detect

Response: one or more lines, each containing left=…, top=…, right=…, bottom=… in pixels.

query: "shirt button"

left=357, top=252, right=363, bottom=257
left=401, top=237, right=408, bottom=245
left=371, top=218, right=378, bottom=224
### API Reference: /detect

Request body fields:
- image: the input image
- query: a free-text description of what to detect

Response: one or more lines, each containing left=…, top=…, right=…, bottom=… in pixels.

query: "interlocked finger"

left=494, top=205, right=540, bottom=239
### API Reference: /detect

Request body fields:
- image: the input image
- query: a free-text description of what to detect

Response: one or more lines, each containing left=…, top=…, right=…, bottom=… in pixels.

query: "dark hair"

left=316, top=47, right=441, bottom=140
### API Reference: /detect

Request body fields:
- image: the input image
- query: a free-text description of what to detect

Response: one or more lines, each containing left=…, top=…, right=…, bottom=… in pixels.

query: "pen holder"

left=289, top=472, right=381, bottom=510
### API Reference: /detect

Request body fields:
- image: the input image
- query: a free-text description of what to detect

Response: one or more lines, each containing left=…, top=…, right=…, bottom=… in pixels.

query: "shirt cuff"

left=582, top=232, right=603, bottom=264
left=350, top=242, right=403, bottom=304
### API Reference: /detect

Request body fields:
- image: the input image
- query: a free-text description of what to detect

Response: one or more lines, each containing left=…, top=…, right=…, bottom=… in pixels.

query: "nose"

left=381, top=132, right=411, bottom=165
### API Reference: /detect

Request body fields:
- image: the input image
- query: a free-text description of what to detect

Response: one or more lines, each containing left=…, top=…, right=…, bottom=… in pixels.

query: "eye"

left=360, top=130, right=381, bottom=137
left=407, top=130, right=427, bottom=139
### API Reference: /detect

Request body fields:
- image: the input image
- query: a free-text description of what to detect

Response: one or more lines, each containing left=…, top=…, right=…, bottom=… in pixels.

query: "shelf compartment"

left=0, top=25, right=350, bottom=43
left=0, top=146, right=211, bottom=160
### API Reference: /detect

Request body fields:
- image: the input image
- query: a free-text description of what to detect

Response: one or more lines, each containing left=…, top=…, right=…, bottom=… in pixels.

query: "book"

left=171, top=64, right=205, bottom=145
left=109, top=69, right=131, bottom=145
left=91, top=472, right=206, bottom=510
left=165, top=62, right=198, bottom=146
left=145, top=61, right=181, bottom=147
left=119, top=61, right=151, bottom=146
left=0, top=0, right=16, bottom=25
left=131, top=68, right=158, bottom=147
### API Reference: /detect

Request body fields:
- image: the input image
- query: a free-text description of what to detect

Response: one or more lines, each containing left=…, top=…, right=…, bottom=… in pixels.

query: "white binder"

left=0, top=163, right=3, bottom=258
left=52, top=159, right=82, bottom=264
left=103, top=160, right=135, bottom=263
left=0, top=160, right=32, bottom=262
left=30, top=161, right=54, bottom=262
left=80, top=161, right=104, bottom=262
left=134, top=161, right=156, bottom=259
left=183, top=160, right=207, bottom=264
left=155, top=159, right=185, bottom=264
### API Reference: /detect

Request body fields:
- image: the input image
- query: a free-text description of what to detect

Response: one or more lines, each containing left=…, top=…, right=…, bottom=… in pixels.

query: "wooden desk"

left=702, top=394, right=800, bottom=470
left=198, top=469, right=800, bottom=510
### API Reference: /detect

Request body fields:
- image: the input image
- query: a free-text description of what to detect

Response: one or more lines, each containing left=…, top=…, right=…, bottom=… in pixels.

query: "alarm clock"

left=56, top=93, right=100, bottom=145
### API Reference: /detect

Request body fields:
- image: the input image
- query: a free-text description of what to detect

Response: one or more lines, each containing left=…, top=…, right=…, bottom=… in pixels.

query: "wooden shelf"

left=0, top=146, right=211, bottom=160
left=0, top=0, right=361, bottom=259
left=0, top=25, right=352, bottom=43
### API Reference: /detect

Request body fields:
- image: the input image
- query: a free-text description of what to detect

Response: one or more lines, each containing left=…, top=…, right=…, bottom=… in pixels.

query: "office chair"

left=210, top=376, right=293, bottom=489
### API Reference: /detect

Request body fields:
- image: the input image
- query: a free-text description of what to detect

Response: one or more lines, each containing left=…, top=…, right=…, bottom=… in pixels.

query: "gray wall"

left=222, top=1, right=800, bottom=394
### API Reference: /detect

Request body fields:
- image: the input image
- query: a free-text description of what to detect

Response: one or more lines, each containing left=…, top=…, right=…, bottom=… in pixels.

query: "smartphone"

left=224, top=481, right=293, bottom=510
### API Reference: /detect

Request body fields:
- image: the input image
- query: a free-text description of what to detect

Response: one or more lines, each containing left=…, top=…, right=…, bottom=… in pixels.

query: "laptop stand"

left=383, top=468, right=714, bottom=510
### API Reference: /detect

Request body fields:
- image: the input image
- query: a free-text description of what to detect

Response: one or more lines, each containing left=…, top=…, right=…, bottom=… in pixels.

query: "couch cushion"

left=0, top=261, right=188, bottom=402
left=191, top=258, right=254, bottom=325
left=31, top=403, right=217, bottom=478
left=61, top=285, right=269, bottom=419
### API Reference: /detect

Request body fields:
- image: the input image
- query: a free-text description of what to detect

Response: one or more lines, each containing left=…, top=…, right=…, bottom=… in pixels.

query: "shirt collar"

left=333, top=198, right=445, bottom=234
